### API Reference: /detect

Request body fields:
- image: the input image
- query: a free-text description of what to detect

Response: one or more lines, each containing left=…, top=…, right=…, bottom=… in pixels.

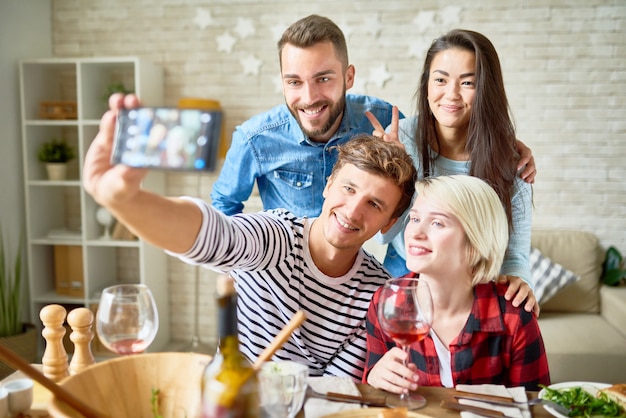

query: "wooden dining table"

left=3, top=367, right=553, bottom=417
left=1, top=366, right=51, bottom=417
left=353, top=383, right=553, bottom=417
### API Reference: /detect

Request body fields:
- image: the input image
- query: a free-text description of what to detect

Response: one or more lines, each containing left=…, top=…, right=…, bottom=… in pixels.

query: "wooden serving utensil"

left=253, top=310, right=306, bottom=370
left=220, top=310, right=307, bottom=408
left=453, top=390, right=515, bottom=403
left=0, top=343, right=109, bottom=418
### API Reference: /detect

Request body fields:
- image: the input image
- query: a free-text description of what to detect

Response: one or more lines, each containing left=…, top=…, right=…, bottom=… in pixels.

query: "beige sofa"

left=533, top=230, right=626, bottom=384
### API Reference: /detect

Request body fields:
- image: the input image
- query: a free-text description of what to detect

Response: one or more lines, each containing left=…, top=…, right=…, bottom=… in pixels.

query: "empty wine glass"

left=96, top=284, right=159, bottom=355
left=378, top=277, right=433, bottom=410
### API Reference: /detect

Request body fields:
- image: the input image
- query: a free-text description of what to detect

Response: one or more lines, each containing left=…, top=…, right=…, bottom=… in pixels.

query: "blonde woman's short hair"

left=415, top=175, right=509, bottom=285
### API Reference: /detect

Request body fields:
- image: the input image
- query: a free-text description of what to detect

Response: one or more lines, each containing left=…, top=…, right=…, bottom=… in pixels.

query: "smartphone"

left=111, top=107, right=222, bottom=171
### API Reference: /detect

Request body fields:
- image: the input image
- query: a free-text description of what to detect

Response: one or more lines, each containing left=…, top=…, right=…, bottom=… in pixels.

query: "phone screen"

left=112, top=107, right=222, bottom=171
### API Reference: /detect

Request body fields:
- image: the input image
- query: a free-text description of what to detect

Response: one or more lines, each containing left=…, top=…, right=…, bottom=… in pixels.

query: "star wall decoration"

left=193, top=8, right=214, bottom=30
left=337, top=20, right=354, bottom=40
left=240, top=54, right=262, bottom=76
left=350, top=76, right=367, bottom=95
left=362, top=15, right=383, bottom=38
left=408, top=41, right=425, bottom=59
left=271, top=22, right=288, bottom=41
left=412, top=11, right=436, bottom=33
left=234, top=17, right=255, bottom=39
left=367, top=64, right=392, bottom=89
left=440, top=6, right=462, bottom=26
left=216, top=32, right=237, bottom=53
left=271, top=75, right=283, bottom=94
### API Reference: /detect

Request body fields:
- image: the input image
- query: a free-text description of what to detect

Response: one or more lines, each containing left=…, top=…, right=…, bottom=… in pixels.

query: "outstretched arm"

left=83, top=93, right=202, bottom=253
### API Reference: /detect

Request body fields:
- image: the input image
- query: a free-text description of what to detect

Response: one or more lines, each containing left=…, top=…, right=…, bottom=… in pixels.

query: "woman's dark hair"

left=415, top=29, right=518, bottom=225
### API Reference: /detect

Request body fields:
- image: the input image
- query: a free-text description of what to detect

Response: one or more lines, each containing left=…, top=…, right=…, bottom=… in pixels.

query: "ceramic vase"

left=45, top=163, right=68, bottom=180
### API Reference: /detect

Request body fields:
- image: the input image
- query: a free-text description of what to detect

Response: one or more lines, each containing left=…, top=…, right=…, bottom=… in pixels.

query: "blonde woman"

left=364, top=175, right=549, bottom=392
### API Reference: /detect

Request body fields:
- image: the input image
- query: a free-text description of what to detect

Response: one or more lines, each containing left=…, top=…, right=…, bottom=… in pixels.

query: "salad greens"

left=150, top=387, right=188, bottom=418
left=540, top=385, right=625, bottom=417
left=151, top=388, right=163, bottom=418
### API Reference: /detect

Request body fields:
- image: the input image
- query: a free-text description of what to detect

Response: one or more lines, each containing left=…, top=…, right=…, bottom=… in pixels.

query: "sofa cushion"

left=601, top=285, right=626, bottom=337
left=530, top=247, right=580, bottom=304
left=531, top=230, right=603, bottom=313
left=538, top=313, right=626, bottom=384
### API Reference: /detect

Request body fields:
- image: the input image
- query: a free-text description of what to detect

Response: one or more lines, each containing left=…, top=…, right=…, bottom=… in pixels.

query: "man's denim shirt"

left=211, top=94, right=400, bottom=217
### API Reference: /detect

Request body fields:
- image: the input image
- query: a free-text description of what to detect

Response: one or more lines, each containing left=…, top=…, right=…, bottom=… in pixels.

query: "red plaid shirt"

left=364, top=273, right=550, bottom=391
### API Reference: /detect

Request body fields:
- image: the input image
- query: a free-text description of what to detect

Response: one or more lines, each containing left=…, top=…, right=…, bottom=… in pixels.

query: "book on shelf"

left=53, top=245, right=84, bottom=297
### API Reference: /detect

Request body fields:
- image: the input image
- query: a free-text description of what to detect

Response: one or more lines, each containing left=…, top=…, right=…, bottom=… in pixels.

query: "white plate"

left=538, top=381, right=611, bottom=418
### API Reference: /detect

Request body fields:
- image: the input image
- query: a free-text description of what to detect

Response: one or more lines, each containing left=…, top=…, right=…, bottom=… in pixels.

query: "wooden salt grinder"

left=40, top=304, right=70, bottom=382
left=67, top=307, right=96, bottom=375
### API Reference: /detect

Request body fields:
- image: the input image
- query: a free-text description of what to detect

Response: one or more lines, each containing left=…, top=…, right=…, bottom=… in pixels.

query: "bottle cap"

left=216, top=274, right=236, bottom=297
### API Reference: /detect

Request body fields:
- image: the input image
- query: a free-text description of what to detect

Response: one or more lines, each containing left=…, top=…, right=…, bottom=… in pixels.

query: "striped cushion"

left=530, top=247, right=581, bottom=305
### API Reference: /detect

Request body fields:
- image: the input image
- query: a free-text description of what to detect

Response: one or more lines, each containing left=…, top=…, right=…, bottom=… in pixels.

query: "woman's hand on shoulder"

left=515, top=139, right=536, bottom=184
left=498, top=275, right=540, bottom=316
left=366, top=346, right=419, bottom=394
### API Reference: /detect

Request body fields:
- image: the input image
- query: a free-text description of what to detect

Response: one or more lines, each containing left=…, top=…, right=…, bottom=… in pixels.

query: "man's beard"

left=288, top=91, right=346, bottom=140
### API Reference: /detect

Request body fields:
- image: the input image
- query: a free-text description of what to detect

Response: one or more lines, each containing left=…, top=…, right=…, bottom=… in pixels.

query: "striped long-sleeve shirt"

left=171, top=198, right=391, bottom=382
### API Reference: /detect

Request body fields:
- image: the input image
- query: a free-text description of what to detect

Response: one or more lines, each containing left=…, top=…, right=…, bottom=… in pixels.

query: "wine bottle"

left=201, top=274, right=260, bottom=418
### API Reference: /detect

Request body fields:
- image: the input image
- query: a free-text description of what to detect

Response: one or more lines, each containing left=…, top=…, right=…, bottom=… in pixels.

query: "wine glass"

left=96, top=284, right=159, bottom=354
left=378, top=277, right=433, bottom=410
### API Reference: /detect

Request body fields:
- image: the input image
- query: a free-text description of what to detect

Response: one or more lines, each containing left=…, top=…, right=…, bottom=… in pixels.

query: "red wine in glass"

left=109, top=338, right=151, bottom=355
left=385, top=319, right=431, bottom=346
left=378, top=277, right=433, bottom=410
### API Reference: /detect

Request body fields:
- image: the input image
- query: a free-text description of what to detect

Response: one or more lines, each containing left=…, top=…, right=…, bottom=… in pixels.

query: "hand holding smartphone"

left=111, top=107, right=222, bottom=171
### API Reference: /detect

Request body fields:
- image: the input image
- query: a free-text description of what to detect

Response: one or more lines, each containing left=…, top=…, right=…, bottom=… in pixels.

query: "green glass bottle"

left=201, top=274, right=259, bottom=418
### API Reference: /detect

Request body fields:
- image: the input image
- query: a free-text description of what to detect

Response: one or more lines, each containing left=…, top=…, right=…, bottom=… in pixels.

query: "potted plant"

left=602, top=246, right=626, bottom=286
left=0, top=222, right=37, bottom=379
left=102, top=81, right=133, bottom=105
left=37, top=138, right=76, bottom=180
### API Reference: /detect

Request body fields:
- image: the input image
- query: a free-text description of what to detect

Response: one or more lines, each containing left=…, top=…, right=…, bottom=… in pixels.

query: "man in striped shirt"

left=83, top=95, right=417, bottom=381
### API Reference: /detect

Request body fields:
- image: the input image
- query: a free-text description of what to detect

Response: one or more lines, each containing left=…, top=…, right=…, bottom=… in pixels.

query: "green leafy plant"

left=601, top=246, right=626, bottom=286
left=102, top=81, right=133, bottom=103
left=0, top=222, right=23, bottom=337
left=37, top=138, right=76, bottom=163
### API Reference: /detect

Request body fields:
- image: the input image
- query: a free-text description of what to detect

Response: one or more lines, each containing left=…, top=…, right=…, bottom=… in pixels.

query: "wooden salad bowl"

left=48, top=352, right=211, bottom=418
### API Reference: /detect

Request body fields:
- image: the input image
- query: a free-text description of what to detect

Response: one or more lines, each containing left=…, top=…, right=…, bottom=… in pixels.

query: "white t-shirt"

left=430, top=329, right=453, bottom=388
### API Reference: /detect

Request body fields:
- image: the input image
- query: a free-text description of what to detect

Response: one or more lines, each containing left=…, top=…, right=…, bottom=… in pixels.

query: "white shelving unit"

left=19, top=57, right=170, bottom=354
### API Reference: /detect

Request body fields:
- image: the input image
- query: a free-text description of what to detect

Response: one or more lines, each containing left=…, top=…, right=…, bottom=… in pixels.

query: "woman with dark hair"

left=368, top=29, right=535, bottom=312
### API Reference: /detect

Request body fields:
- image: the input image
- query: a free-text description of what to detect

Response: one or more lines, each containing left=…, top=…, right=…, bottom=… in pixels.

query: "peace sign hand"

left=365, top=105, right=404, bottom=150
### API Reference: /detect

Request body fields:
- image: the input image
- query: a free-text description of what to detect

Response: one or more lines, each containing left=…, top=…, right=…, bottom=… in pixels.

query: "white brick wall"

left=50, top=0, right=626, bottom=345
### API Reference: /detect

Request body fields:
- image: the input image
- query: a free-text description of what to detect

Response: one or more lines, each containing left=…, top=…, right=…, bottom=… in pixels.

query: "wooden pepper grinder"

left=40, top=304, right=70, bottom=382
left=67, top=307, right=96, bottom=375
